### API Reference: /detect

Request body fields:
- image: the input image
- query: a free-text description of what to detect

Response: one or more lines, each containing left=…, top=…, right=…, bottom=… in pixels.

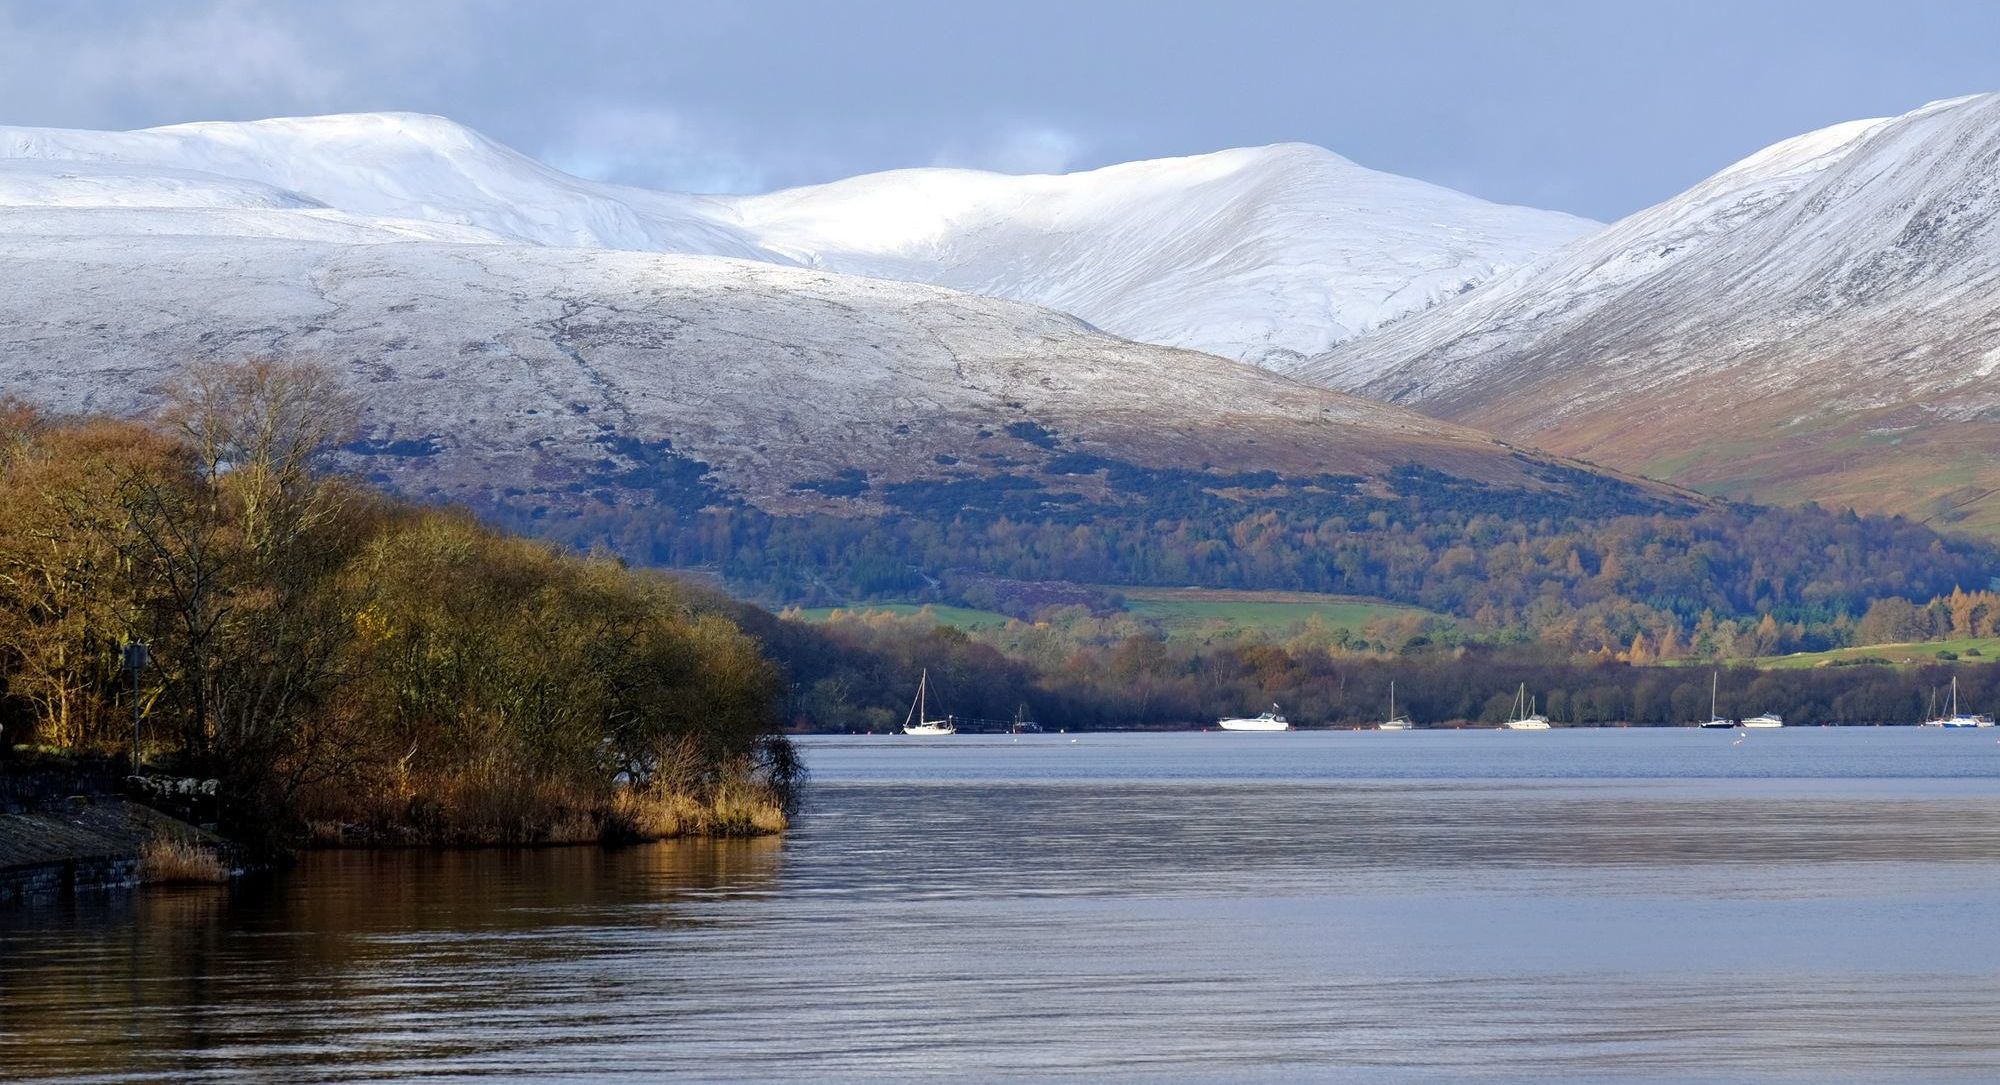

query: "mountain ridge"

left=0, top=111, right=1595, bottom=365
left=1300, top=92, right=2000, bottom=534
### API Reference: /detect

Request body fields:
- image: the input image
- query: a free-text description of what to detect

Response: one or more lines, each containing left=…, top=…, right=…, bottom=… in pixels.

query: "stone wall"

left=0, top=795, right=222, bottom=905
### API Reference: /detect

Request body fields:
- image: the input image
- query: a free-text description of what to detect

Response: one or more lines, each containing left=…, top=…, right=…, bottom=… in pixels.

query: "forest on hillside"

left=11, top=359, right=1997, bottom=795
left=506, top=445, right=2000, bottom=658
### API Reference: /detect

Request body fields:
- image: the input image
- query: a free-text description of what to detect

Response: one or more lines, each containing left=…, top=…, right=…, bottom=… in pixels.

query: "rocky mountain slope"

left=0, top=112, right=1593, bottom=366
left=1301, top=94, right=2000, bottom=534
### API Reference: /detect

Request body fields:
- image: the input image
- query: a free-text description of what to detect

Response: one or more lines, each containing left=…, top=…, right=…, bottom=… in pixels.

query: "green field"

left=1742, top=637, right=2000, bottom=670
left=790, top=588, right=1441, bottom=640
left=1109, top=587, right=1439, bottom=636
left=789, top=603, right=1016, bottom=631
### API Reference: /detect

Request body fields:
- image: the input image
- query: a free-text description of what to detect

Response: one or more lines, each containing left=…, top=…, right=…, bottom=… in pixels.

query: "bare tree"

left=120, top=358, right=363, bottom=771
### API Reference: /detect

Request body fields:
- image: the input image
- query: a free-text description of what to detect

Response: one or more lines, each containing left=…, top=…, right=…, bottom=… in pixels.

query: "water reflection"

left=1, top=840, right=782, bottom=1083
left=3, top=734, right=1999, bottom=1082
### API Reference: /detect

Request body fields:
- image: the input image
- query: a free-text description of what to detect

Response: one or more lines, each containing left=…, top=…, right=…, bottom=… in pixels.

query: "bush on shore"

left=0, top=359, right=797, bottom=850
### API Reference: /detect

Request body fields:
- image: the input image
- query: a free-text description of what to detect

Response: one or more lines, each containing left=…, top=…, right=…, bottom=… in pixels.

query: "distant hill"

left=1301, top=94, right=2000, bottom=535
left=0, top=111, right=1992, bottom=644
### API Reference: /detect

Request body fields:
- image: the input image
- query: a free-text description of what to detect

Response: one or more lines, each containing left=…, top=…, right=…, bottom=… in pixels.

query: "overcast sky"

left=3, top=0, right=1997, bottom=221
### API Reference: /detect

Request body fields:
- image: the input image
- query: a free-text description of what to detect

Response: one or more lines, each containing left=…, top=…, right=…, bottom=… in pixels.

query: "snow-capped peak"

left=0, top=112, right=1596, bottom=364
left=1295, top=90, right=2000, bottom=533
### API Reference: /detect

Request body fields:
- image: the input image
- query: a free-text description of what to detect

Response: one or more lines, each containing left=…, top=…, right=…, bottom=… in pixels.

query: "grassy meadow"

left=1108, top=587, right=1441, bottom=638
left=792, top=588, right=1443, bottom=642
left=1738, top=637, right=2000, bottom=670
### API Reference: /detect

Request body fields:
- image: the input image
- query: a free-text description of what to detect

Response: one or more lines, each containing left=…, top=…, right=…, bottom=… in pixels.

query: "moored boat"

left=1740, top=713, right=1784, bottom=728
left=1501, top=683, right=1551, bottom=729
left=1695, top=672, right=1736, bottom=728
left=1378, top=680, right=1414, bottom=731
left=900, top=668, right=956, bottom=735
left=1219, top=704, right=1291, bottom=731
left=1922, top=677, right=1995, bottom=727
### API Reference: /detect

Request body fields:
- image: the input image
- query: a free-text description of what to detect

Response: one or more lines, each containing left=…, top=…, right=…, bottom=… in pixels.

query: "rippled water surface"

left=5, top=729, right=2000, bottom=1082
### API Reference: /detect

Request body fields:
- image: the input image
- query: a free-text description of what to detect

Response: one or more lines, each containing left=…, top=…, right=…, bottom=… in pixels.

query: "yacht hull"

left=1218, top=719, right=1291, bottom=731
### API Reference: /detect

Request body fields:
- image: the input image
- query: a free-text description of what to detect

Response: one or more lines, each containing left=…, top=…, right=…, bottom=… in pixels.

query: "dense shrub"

left=0, top=361, right=794, bottom=848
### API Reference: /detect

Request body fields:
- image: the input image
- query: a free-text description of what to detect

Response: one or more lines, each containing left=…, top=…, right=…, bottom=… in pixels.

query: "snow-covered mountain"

left=0, top=112, right=1594, bottom=365
left=0, top=232, right=1573, bottom=522
left=1301, top=93, right=2000, bottom=534
left=726, top=143, right=1595, bottom=366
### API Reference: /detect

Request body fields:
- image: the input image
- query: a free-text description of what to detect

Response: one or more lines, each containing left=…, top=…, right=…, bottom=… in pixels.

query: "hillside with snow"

left=1300, top=94, right=2000, bottom=534
left=0, top=112, right=1593, bottom=365
left=0, top=232, right=1575, bottom=524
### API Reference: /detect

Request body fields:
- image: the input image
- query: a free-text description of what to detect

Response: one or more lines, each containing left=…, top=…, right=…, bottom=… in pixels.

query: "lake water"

left=5, top=728, right=2000, bottom=1082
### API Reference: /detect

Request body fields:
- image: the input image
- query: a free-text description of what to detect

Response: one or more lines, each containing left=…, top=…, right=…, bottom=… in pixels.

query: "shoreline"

left=1, top=755, right=789, bottom=908
left=799, top=720, right=1942, bottom=734
left=0, top=795, right=235, bottom=906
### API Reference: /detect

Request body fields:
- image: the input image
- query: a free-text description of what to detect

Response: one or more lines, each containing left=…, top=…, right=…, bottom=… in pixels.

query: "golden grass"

left=297, top=770, right=789, bottom=847
left=137, top=836, right=229, bottom=885
left=604, top=783, right=788, bottom=841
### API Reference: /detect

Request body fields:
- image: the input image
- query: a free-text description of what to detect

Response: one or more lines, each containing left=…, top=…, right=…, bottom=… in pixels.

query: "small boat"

left=1696, top=671, right=1736, bottom=728
left=1219, top=704, right=1291, bottom=731
left=1378, top=680, right=1414, bottom=730
left=1922, top=676, right=1995, bottom=728
left=1740, top=713, right=1784, bottom=728
left=1501, top=683, right=1551, bottom=730
left=900, top=669, right=956, bottom=735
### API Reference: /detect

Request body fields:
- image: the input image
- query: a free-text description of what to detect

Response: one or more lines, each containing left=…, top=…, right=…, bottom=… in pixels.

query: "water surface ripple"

left=4, top=729, right=1998, bottom=1082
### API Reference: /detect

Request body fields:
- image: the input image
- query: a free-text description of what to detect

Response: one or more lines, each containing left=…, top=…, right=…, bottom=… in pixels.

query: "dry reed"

left=296, top=770, right=789, bottom=846
left=137, top=836, right=229, bottom=885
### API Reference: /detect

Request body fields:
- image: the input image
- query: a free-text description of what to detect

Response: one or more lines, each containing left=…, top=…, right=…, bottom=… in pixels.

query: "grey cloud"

left=1, top=0, right=1997, bottom=219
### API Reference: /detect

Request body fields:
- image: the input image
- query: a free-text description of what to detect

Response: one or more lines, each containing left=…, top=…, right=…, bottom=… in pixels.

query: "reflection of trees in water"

left=0, top=839, right=784, bottom=1078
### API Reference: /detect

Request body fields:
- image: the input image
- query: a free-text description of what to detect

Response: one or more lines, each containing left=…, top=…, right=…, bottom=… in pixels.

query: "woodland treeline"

left=1856, top=589, right=2000, bottom=644
left=519, top=450, right=2000, bottom=657
left=0, top=362, right=798, bottom=848
left=776, top=609, right=1999, bottom=730
left=10, top=360, right=1991, bottom=806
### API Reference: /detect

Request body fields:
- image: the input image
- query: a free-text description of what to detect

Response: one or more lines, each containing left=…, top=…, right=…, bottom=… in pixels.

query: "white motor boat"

left=1922, top=676, right=1995, bottom=727
left=1740, top=713, right=1784, bottom=728
left=1501, top=683, right=1551, bottom=730
left=1378, top=680, right=1414, bottom=730
left=900, top=669, right=957, bottom=735
left=1219, top=704, right=1291, bottom=731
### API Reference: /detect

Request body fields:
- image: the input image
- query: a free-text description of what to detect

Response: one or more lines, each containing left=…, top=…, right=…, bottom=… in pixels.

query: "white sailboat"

left=1697, top=671, right=1736, bottom=728
left=900, top=669, right=956, bottom=735
left=1922, top=676, right=1995, bottom=728
left=1378, top=680, right=1414, bottom=730
left=1219, top=703, right=1291, bottom=731
left=1501, top=683, right=1551, bottom=729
